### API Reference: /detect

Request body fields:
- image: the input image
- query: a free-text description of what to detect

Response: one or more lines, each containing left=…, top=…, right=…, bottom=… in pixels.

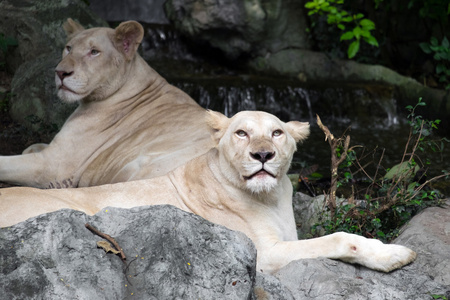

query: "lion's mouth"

left=244, top=169, right=276, bottom=180
left=59, top=84, right=77, bottom=94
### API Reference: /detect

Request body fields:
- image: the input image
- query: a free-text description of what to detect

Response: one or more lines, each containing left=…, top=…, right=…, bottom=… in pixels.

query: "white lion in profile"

left=0, top=19, right=213, bottom=188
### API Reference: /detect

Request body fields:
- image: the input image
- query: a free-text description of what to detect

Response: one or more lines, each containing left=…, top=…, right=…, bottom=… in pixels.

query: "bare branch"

left=85, top=223, right=126, bottom=262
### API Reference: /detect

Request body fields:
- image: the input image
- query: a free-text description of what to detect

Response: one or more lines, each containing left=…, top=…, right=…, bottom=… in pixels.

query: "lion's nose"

left=250, top=151, right=275, bottom=163
left=56, top=70, right=74, bottom=80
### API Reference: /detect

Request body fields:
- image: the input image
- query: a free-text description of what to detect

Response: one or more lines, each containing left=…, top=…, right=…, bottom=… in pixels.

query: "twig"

left=316, top=114, right=351, bottom=215
left=85, top=223, right=126, bottom=262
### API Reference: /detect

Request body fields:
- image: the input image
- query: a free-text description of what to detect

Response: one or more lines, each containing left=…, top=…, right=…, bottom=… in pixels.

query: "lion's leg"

left=0, top=187, right=88, bottom=227
left=259, top=232, right=416, bottom=274
left=0, top=151, right=72, bottom=188
left=22, top=143, right=49, bottom=154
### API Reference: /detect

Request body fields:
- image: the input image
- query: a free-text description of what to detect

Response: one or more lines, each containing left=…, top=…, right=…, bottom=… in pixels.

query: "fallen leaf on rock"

left=97, top=240, right=120, bottom=255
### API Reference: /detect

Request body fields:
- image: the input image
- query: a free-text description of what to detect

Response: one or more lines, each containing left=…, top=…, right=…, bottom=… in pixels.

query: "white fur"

left=0, top=111, right=416, bottom=274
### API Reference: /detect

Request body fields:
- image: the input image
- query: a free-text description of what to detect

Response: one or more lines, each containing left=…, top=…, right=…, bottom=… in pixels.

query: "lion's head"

left=206, top=110, right=310, bottom=194
left=55, top=19, right=144, bottom=103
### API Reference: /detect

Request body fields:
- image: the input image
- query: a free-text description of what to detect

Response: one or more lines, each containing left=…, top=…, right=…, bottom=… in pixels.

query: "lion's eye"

left=273, top=130, right=283, bottom=137
left=65, top=46, right=72, bottom=53
left=90, top=49, right=100, bottom=56
left=235, top=130, right=247, bottom=138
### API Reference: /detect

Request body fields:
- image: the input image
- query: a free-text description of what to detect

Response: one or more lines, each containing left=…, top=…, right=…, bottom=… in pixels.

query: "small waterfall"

left=172, top=78, right=318, bottom=122
left=139, top=24, right=450, bottom=177
left=140, top=24, right=402, bottom=129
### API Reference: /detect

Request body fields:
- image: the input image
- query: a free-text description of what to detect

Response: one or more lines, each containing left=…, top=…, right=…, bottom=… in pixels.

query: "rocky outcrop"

left=248, top=49, right=450, bottom=125
left=164, top=0, right=310, bottom=60
left=89, top=0, right=169, bottom=24
left=277, top=200, right=450, bottom=299
left=0, top=205, right=257, bottom=299
left=1, top=201, right=449, bottom=299
left=164, top=0, right=450, bottom=128
left=0, top=0, right=107, bottom=130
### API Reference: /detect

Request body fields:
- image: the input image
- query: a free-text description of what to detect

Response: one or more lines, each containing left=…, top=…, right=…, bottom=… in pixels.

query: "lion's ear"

left=285, top=121, right=310, bottom=143
left=205, top=110, right=230, bottom=145
left=63, top=18, right=85, bottom=39
left=114, top=21, right=144, bottom=60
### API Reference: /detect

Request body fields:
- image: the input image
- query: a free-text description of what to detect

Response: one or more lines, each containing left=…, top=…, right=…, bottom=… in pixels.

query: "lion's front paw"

left=363, top=242, right=417, bottom=272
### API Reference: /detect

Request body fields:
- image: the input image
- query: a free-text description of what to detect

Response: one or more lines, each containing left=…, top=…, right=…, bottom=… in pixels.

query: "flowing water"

left=141, top=24, right=450, bottom=182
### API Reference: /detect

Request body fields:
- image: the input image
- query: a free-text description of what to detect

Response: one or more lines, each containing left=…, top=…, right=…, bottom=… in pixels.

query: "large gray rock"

left=163, top=0, right=450, bottom=127
left=164, top=0, right=310, bottom=59
left=249, top=49, right=450, bottom=124
left=0, top=205, right=257, bottom=299
left=89, top=0, right=169, bottom=24
left=0, top=0, right=107, bottom=130
left=0, top=202, right=449, bottom=299
left=276, top=201, right=450, bottom=300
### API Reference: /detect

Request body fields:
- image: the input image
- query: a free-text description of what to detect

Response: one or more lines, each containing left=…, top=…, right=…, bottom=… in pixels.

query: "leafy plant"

left=420, top=36, right=450, bottom=89
left=313, top=99, right=448, bottom=242
left=431, top=294, right=448, bottom=300
left=304, top=0, right=379, bottom=58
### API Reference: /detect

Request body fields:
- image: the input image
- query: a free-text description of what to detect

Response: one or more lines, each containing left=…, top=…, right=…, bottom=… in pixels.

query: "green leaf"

left=364, top=35, right=379, bottom=47
left=433, top=53, right=442, bottom=61
left=340, top=31, right=354, bottom=41
left=348, top=40, right=360, bottom=58
left=353, top=26, right=362, bottom=39
left=430, top=36, right=438, bottom=46
left=442, top=36, right=449, bottom=48
left=436, top=64, right=446, bottom=74
left=376, top=231, right=386, bottom=238
left=360, top=28, right=372, bottom=38
left=360, top=19, right=375, bottom=30
left=419, top=42, right=432, bottom=54
left=328, top=6, right=337, bottom=14
left=337, top=24, right=346, bottom=30
left=305, top=2, right=317, bottom=9
left=355, top=13, right=364, bottom=19
left=342, top=16, right=353, bottom=22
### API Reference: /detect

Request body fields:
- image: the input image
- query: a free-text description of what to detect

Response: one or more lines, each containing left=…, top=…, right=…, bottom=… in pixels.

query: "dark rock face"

left=0, top=0, right=107, bottom=130
left=164, top=0, right=310, bottom=59
left=0, top=205, right=257, bottom=299
left=88, top=0, right=169, bottom=24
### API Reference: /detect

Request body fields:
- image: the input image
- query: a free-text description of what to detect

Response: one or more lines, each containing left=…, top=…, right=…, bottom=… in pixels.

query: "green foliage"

left=406, top=97, right=449, bottom=156
left=431, top=294, right=448, bottom=300
left=304, top=0, right=379, bottom=58
left=420, top=36, right=450, bottom=89
left=313, top=99, right=448, bottom=242
left=408, top=0, right=450, bottom=22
